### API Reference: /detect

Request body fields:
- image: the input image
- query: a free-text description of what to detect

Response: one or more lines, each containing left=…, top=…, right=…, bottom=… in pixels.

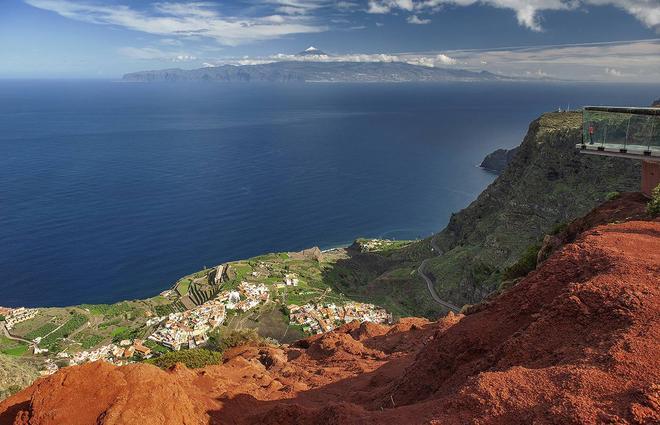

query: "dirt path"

left=1, top=323, right=33, bottom=345
left=417, top=236, right=461, bottom=313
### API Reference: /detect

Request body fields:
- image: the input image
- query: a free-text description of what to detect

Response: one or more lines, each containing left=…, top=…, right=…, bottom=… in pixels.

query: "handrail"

left=584, top=106, right=660, bottom=116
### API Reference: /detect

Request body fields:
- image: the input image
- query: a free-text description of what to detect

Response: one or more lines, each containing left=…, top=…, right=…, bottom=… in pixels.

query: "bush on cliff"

left=501, top=243, right=541, bottom=282
left=146, top=349, right=222, bottom=369
left=207, top=328, right=260, bottom=352
left=647, top=184, right=660, bottom=216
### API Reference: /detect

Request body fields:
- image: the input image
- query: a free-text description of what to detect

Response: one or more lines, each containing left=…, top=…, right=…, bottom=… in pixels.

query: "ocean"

left=0, top=80, right=656, bottom=307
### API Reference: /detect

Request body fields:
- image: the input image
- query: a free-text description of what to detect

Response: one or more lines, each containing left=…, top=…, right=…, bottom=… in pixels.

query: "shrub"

left=606, top=191, right=621, bottom=201
left=146, top=349, right=221, bottom=369
left=502, top=243, right=541, bottom=281
left=647, top=184, right=660, bottom=216
left=207, top=328, right=259, bottom=353
left=111, top=327, right=140, bottom=344
left=550, top=221, right=568, bottom=235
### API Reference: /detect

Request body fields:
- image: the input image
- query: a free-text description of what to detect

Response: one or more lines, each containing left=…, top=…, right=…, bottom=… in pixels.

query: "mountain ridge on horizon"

left=122, top=60, right=515, bottom=83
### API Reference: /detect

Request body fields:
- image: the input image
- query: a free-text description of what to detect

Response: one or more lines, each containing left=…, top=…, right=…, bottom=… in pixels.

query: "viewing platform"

left=577, top=106, right=660, bottom=196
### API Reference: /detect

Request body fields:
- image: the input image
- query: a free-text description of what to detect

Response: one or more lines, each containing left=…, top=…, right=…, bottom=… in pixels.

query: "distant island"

left=122, top=61, right=512, bottom=83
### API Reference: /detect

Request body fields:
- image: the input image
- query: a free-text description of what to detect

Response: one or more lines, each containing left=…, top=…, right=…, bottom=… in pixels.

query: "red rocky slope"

left=1, top=218, right=658, bottom=424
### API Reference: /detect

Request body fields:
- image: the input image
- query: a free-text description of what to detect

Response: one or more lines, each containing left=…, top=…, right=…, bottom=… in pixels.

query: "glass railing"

left=582, top=107, right=660, bottom=157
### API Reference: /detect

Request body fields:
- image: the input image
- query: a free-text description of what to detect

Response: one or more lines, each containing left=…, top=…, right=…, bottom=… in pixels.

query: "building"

left=4, top=307, right=39, bottom=329
left=578, top=106, right=659, bottom=196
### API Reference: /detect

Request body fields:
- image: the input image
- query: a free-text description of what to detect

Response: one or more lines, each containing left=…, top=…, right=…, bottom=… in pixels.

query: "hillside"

left=422, top=111, right=641, bottom=306
left=0, top=356, right=38, bottom=401
left=1, top=212, right=657, bottom=424
left=122, top=61, right=507, bottom=83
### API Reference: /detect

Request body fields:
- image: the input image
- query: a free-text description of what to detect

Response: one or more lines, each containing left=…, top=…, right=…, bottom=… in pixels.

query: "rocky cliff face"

left=1, top=211, right=658, bottom=424
left=479, top=146, right=519, bottom=173
left=425, top=111, right=641, bottom=305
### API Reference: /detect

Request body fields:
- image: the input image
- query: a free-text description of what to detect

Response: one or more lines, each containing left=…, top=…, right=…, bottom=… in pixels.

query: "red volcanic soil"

left=1, top=218, right=659, bottom=424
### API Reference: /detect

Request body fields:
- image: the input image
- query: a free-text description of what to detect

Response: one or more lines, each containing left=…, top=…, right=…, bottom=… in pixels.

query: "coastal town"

left=0, top=259, right=394, bottom=376
left=289, top=302, right=391, bottom=334
left=1, top=307, right=39, bottom=330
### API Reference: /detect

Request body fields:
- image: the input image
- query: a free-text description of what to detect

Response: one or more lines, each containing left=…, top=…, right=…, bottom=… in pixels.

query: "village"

left=1, top=268, right=392, bottom=376
left=289, top=302, right=392, bottom=334
left=1, top=307, right=39, bottom=330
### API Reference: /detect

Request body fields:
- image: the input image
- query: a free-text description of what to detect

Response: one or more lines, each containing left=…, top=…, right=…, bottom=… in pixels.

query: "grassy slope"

left=0, top=354, right=40, bottom=400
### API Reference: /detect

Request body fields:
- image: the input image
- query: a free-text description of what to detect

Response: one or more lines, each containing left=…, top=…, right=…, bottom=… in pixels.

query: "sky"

left=0, top=0, right=659, bottom=81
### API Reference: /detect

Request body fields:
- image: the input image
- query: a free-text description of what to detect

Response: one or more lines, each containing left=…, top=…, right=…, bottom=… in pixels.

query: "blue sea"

left=0, top=81, right=656, bottom=307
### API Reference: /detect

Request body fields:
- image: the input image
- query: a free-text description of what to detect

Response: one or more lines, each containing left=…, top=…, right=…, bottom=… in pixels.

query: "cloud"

left=588, top=0, right=660, bottom=30
left=407, top=15, right=431, bottom=24
left=605, top=67, right=623, bottom=76
left=435, top=53, right=457, bottom=64
left=368, top=0, right=415, bottom=14
left=118, top=46, right=198, bottom=61
left=24, top=0, right=326, bottom=45
left=366, top=0, right=660, bottom=32
left=264, top=0, right=334, bottom=16
left=423, top=38, right=660, bottom=82
left=206, top=51, right=459, bottom=68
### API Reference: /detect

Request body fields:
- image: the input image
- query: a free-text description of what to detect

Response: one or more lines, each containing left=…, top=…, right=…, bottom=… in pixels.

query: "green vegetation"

left=39, top=314, right=88, bottom=350
left=176, top=278, right=192, bottom=296
left=647, top=184, right=660, bottom=216
left=550, top=221, right=569, bottom=236
left=24, top=322, right=58, bottom=341
left=111, top=326, right=141, bottom=343
left=78, top=334, right=104, bottom=349
left=79, top=302, right=142, bottom=319
left=606, top=191, right=621, bottom=201
left=146, top=349, right=222, bottom=369
left=0, top=354, right=40, bottom=400
left=0, top=340, right=29, bottom=357
left=207, top=328, right=259, bottom=353
left=144, top=339, right=170, bottom=355
left=501, top=244, right=542, bottom=282
left=153, top=301, right=186, bottom=316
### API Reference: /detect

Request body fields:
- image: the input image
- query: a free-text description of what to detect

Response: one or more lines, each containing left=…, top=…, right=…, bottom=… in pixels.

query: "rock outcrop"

left=479, top=146, right=519, bottom=173
left=2, top=212, right=658, bottom=424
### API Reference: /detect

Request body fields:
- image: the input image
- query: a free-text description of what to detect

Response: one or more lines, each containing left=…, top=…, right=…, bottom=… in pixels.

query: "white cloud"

left=24, top=0, right=326, bottom=45
left=366, top=0, right=660, bottom=32
left=160, top=38, right=183, bottom=46
left=605, top=67, right=623, bottom=76
left=407, top=15, right=431, bottom=24
left=207, top=51, right=459, bottom=68
left=368, top=0, right=415, bottom=14
left=588, top=0, right=660, bottom=29
left=423, top=38, right=660, bottom=82
left=435, top=53, right=457, bottom=65
left=264, top=0, right=332, bottom=16
left=118, top=46, right=198, bottom=62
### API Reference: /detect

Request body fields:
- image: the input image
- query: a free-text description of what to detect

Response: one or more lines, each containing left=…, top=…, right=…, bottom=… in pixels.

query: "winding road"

left=417, top=235, right=461, bottom=313
left=1, top=323, right=33, bottom=345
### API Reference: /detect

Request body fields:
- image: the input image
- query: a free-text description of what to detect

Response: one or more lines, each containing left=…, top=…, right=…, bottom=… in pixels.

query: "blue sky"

left=1, top=0, right=659, bottom=80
